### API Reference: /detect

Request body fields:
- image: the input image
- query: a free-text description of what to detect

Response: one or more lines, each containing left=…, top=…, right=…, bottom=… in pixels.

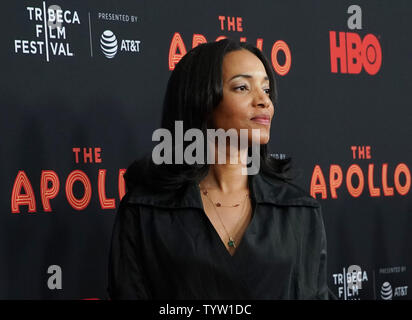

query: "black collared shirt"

left=108, top=172, right=333, bottom=299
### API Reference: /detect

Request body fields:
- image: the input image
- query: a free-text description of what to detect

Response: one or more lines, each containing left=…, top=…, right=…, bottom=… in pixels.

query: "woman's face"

left=212, top=49, right=274, bottom=145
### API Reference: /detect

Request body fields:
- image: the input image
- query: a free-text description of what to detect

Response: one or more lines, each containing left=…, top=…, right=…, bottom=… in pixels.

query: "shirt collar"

left=126, top=172, right=319, bottom=209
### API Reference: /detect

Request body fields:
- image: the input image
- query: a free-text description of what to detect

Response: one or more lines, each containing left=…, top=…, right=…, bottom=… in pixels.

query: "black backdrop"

left=1, top=0, right=411, bottom=300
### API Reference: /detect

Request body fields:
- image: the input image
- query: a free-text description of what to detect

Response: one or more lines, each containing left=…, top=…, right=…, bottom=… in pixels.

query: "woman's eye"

left=264, top=88, right=270, bottom=95
left=235, top=85, right=248, bottom=92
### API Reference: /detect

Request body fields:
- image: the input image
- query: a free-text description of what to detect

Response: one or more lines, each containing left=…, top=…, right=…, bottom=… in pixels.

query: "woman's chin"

left=248, top=134, right=270, bottom=146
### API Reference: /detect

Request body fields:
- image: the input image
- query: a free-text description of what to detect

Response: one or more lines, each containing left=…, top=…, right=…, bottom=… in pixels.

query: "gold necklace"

left=199, top=185, right=249, bottom=249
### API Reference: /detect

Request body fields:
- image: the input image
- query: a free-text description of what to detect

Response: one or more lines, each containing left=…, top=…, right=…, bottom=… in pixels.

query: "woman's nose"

left=253, top=89, right=271, bottom=108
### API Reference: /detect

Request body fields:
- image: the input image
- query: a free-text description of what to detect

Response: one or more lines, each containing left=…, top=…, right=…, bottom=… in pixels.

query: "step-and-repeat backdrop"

left=1, top=0, right=411, bottom=300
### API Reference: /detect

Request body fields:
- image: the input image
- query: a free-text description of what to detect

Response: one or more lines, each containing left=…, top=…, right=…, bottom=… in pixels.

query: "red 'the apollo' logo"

left=329, top=31, right=382, bottom=75
left=167, top=16, right=292, bottom=76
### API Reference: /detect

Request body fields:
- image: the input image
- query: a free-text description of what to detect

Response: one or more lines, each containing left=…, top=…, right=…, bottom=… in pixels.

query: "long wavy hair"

left=124, top=39, right=296, bottom=192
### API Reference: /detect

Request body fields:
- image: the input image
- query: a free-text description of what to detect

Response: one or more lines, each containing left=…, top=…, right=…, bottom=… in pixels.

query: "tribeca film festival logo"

left=13, top=4, right=142, bottom=61
left=168, top=15, right=291, bottom=76
left=329, top=5, right=382, bottom=75
left=152, top=121, right=261, bottom=175
left=332, top=265, right=369, bottom=300
left=14, top=2, right=80, bottom=62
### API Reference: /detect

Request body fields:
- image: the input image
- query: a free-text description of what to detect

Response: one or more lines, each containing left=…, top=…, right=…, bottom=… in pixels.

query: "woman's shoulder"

left=121, top=165, right=199, bottom=210
left=261, top=173, right=326, bottom=230
left=121, top=181, right=182, bottom=209
left=255, top=172, right=321, bottom=209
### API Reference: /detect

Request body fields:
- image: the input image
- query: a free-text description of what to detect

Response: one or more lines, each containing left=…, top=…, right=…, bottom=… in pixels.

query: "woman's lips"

left=251, top=116, right=270, bottom=125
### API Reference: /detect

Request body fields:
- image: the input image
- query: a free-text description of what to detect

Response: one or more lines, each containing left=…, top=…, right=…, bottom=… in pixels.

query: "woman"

left=108, top=39, right=334, bottom=299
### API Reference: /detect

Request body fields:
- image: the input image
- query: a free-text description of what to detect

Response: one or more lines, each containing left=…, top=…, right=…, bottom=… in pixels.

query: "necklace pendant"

left=228, top=238, right=236, bottom=248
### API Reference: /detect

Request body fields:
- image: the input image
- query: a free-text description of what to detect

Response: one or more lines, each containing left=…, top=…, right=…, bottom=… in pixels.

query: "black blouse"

left=108, top=172, right=334, bottom=300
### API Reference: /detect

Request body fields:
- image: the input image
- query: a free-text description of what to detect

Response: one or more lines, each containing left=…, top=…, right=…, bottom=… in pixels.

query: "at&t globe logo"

left=100, top=30, right=118, bottom=59
left=380, top=282, right=393, bottom=300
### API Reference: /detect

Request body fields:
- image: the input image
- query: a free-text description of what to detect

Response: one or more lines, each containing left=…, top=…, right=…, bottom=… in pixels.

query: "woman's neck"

left=201, top=164, right=248, bottom=194
left=200, top=139, right=250, bottom=194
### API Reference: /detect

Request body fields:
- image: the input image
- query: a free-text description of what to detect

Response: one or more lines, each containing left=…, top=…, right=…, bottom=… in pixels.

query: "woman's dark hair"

left=125, top=38, right=296, bottom=192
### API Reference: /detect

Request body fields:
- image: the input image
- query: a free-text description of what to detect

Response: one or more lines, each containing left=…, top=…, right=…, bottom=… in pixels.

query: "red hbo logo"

left=329, top=31, right=382, bottom=75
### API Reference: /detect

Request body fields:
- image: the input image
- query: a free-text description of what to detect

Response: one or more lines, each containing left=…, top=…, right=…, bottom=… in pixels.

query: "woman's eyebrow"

left=229, top=74, right=269, bottom=81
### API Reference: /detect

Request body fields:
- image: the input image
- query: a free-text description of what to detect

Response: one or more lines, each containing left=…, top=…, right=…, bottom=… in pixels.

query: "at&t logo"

left=99, top=29, right=141, bottom=59
left=100, top=30, right=118, bottom=59
left=380, top=282, right=393, bottom=300
left=379, top=280, right=408, bottom=300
